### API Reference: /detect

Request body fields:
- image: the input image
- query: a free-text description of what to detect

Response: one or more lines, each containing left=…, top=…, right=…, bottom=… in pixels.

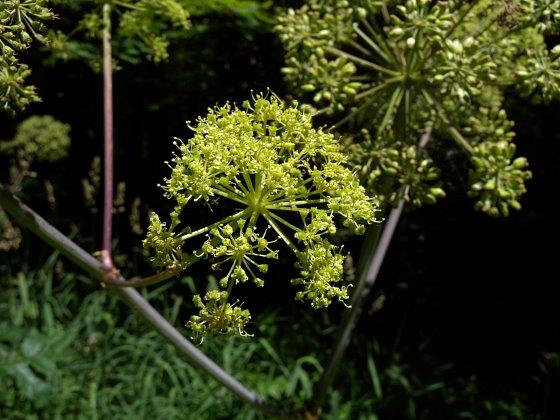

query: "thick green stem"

left=0, top=183, right=104, bottom=281
left=0, top=183, right=295, bottom=418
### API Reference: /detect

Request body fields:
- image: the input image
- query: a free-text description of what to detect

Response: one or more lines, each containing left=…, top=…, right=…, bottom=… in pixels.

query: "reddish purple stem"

left=102, top=3, right=114, bottom=274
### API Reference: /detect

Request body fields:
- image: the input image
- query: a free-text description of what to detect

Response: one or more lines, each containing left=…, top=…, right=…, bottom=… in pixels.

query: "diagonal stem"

left=309, top=199, right=404, bottom=413
left=0, top=183, right=296, bottom=418
left=310, top=126, right=434, bottom=414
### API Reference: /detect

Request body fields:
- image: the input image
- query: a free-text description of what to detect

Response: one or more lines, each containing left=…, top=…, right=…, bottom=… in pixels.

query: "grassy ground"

left=1, top=249, right=555, bottom=419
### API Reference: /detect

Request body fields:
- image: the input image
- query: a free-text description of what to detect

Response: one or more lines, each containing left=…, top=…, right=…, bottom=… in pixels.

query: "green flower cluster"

left=469, top=140, right=531, bottom=217
left=515, top=45, right=560, bottom=104
left=275, top=0, right=560, bottom=216
left=1, top=0, right=55, bottom=115
left=144, top=94, right=380, bottom=339
left=345, top=129, right=445, bottom=207
left=530, top=0, right=560, bottom=33
left=186, top=290, right=251, bottom=343
left=200, top=220, right=278, bottom=289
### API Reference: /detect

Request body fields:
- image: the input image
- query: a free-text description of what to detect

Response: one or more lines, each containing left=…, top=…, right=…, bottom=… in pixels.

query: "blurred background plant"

left=0, top=115, right=71, bottom=193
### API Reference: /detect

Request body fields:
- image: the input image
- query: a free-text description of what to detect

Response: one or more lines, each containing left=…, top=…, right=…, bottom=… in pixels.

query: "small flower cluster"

left=460, top=106, right=532, bottom=216
left=1, top=0, right=55, bottom=115
left=345, top=130, right=444, bottom=207
left=469, top=141, right=531, bottom=217
left=200, top=220, right=278, bottom=289
left=275, top=0, right=559, bottom=216
left=515, top=46, right=560, bottom=104
left=530, top=0, right=560, bottom=33
left=277, top=1, right=367, bottom=117
left=293, top=239, right=347, bottom=309
left=145, top=94, right=380, bottom=339
left=186, top=290, right=251, bottom=343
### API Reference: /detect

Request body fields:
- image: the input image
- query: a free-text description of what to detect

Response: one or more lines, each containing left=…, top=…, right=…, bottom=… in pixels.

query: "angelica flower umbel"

left=275, top=0, right=558, bottom=217
left=144, top=93, right=381, bottom=339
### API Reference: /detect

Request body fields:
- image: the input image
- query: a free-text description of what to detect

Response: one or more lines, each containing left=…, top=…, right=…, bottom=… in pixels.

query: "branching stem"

left=261, top=211, right=299, bottom=253
left=0, top=183, right=295, bottom=418
left=324, top=46, right=401, bottom=77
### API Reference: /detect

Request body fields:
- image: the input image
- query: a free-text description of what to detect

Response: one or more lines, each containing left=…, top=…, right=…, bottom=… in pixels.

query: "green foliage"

left=0, top=2, right=556, bottom=418
left=0, top=0, right=55, bottom=115
left=0, top=257, right=324, bottom=418
left=0, top=251, right=81, bottom=413
left=1, top=255, right=556, bottom=418
left=47, top=0, right=191, bottom=66
left=274, top=0, right=560, bottom=216
left=0, top=327, right=73, bottom=408
left=188, top=289, right=252, bottom=340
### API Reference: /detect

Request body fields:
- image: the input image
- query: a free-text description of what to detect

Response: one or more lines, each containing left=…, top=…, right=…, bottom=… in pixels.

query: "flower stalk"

left=101, top=2, right=116, bottom=279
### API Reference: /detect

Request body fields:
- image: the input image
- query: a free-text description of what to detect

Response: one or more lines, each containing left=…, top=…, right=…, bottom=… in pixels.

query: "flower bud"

left=388, top=27, right=404, bottom=38
left=463, top=36, right=475, bottom=48
left=429, top=187, right=445, bottom=197
left=484, top=180, right=496, bottom=190
left=355, top=7, right=367, bottom=19
left=424, top=194, right=437, bottom=205
left=447, top=39, right=463, bottom=54
left=508, top=199, right=522, bottom=210
left=498, top=188, right=510, bottom=198
left=499, top=202, right=509, bottom=217
left=513, top=157, right=528, bottom=169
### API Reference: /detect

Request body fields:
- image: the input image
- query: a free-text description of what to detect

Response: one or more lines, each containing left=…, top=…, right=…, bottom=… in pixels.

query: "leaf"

left=21, top=335, right=46, bottom=358
left=21, top=333, right=58, bottom=377
left=12, top=363, right=51, bottom=405
left=367, top=350, right=383, bottom=399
